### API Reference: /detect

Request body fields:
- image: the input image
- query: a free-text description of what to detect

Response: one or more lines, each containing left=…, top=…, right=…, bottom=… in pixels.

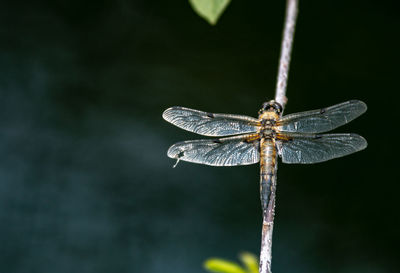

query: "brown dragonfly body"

left=163, top=99, right=367, bottom=225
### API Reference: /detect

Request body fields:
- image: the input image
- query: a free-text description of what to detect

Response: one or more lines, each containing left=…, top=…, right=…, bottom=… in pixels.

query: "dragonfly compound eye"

left=261, top=100, right=282, bottom=114
left=274, top=102, right=283, bottom=113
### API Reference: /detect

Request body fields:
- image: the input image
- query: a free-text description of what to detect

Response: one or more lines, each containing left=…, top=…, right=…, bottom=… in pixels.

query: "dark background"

left=0, top=0, right=399, bottom=272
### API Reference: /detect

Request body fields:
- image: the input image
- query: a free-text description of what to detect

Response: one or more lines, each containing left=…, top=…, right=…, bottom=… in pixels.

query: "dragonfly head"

left=259, top=100, right=283, bottom=115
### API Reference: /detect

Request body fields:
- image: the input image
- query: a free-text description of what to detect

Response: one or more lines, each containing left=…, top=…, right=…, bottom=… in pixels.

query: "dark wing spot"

left=206, top=112, right=215, bottom=118
left=320, top=108, right=326, bottom=114
left=314, top=134, right=323, bottom=139
left=213, top=139, right=222, bottom=144
left=177, top=151, right=185, bottom=158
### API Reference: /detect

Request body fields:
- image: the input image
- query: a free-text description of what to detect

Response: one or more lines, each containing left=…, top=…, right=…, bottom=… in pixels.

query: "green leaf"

left=204, top=258, right=247, bottom=273
left=239, top=252, right=259, bottom=273
left=189, top=0, right=231, bottom=25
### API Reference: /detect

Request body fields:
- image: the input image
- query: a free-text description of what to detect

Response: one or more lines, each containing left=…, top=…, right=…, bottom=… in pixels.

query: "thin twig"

left=259, top=1, right=298, bottom=273
left=274, top=0, right=298, bottom=110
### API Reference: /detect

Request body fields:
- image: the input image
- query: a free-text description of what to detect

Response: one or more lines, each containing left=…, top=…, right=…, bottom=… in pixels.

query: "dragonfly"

left=162, top=100, right=367, bottom=211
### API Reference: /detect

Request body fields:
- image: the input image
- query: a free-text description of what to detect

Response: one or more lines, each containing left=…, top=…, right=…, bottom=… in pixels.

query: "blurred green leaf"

left=204, top=258, right=247, bottom=273
left=239, top=252, right=259, bottom=273
left=189, top=0, right=231, bottom=25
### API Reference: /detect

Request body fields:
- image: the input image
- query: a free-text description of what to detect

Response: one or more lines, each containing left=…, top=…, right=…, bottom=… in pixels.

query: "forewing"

left=163, top=106, right=259, bottom=136
left=167, top=134, right=260, bottom=166
left=277, top=100, right=367, bottom=133
left=278, top=133, right=367, bottom=164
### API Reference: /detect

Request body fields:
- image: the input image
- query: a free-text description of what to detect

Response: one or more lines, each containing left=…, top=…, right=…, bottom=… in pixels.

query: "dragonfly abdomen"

left=260, top=139, right=278, bottom=214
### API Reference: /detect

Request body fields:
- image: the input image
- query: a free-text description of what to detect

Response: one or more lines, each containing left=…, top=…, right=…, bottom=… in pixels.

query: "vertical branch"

left=259, top=1, right=298, bottom=273
left=274, top=0, right=298, bottom=110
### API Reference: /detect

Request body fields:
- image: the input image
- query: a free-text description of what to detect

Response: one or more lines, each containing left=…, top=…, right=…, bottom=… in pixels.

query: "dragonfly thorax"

left=258, top=101, right=282, bottom=129
left=259, top=127, right=276, bottom=138
left=259, top=117, right=278, bottom=137
left=258, top=103, right=281, bottom=138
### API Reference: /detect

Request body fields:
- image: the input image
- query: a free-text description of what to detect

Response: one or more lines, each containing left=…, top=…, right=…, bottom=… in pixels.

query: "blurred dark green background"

left=0, top=1, right=399, bottom=272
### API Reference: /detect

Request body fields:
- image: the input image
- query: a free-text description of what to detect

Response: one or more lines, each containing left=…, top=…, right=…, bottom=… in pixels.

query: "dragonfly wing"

left=163, top=107, right=259, bottom=136
left=167, top=134, right=260, bottom=166
left=278, top=133, right=367, bottom=164
left=278, top=100, right=367, bottom=133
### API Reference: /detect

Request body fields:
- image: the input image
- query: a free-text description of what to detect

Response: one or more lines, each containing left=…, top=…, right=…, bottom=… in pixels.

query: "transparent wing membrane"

left=278, top=100, right=367, bottom=133
left=163, top=100, right=368, bottom=167
left=278, top=133, right=367, bottom=164
left=163, top=107, right=259, bottom=136
left=167, top=134, right=260, bottom=166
